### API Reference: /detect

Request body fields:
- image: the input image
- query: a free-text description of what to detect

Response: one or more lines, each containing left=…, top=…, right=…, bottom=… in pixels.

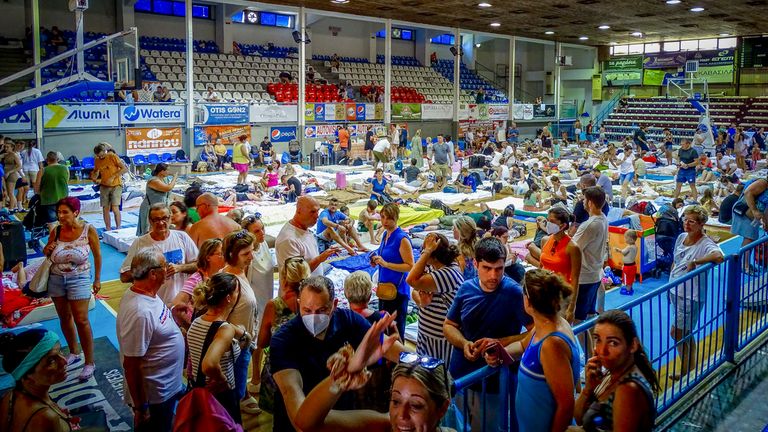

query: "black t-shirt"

left=270, top=310, right=370, bottom=432
left=718, top=194, right=739, bottom=224
left=287, top=176, right=302, bottom=195
left=260, top=141, right=272, bottom=152
left=403, top=165, right=420, bottom=183
left=678, top=147, right=698, bottom=165
left=633, top=129, right=646, bottom=145
left=573, top=200, right=610, bottom=225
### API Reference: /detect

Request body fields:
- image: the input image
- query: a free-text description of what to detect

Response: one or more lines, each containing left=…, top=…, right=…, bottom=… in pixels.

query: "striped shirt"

left=418, top=264, right=464, bottom=340
left=187, top=319, right=241, bottom=389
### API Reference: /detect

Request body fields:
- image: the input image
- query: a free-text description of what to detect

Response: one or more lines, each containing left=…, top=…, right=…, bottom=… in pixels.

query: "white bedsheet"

left=418, top=190, right=492, bottom=205
left=483, top=196, right=528, bottom=212
left=102, top=227, right=139, bottom=253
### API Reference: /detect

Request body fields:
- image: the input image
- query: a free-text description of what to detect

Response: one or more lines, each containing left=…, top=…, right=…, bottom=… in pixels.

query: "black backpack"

left=430, top=199, right=455, bottom=216
left=655, top=205, right=682, bottom=238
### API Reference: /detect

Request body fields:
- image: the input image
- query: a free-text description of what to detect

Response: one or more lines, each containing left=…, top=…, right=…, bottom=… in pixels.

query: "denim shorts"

left=48, top=272, right=92, bottom=300
left=619, top=172, right=634, bottom=184
left=677, top=167, right=696, bottom=184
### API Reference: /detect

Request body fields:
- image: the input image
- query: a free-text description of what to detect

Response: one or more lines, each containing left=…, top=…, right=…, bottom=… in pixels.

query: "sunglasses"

left=398, top=352, right=452, bottom=396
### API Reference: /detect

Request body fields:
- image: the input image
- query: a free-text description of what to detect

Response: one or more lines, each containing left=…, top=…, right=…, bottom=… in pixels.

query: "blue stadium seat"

left=147, top=153, right=161, bottom=165
left=161, top=153, right=175, bottom=163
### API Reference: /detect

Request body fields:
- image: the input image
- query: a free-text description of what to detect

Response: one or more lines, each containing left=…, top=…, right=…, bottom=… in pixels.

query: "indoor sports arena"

left=1, top=0, right=768, bottom=430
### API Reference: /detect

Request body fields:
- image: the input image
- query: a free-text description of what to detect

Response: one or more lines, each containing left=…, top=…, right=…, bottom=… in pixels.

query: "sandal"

left=620, top=287, right=634, bottom=296
left=66, top=353, right=81, bottom=365
left=78, top=364, right=95, bottom=381
left=240, top=395, right=262, bottom=415
left=247, top=382, right=261, bottom=396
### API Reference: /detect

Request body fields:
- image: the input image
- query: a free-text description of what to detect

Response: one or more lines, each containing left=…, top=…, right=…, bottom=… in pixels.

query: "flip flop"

left=247, top=382, right=261, bottom=396
left=240, top=395, right=262, bottom=415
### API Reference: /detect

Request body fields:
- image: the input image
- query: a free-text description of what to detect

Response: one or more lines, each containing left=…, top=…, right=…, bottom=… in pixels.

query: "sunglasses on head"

left=398, top=352, right=453, bottom=396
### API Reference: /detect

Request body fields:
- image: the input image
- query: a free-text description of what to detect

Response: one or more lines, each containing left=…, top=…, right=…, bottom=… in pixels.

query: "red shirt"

left=338, top=129, right=350, bottom=149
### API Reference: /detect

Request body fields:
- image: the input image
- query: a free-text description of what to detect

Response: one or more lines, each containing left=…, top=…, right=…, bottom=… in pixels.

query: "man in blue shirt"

left=270, top=276, right=406, bottom=432
left=456, top=167, right=478, bottom=193
left=444, top=237, right=532, bottom=431
left=317, top=197, right=367, bottom=255
left=507, top=122, right=519, bottom=144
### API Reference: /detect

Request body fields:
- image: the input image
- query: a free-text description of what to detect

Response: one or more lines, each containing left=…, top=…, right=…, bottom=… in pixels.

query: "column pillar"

left=384, top=19, right=392, bottom=126
left=554, top=42, right=562, bottom=120
left=298, top=7, right=306, bottom=149
left=185, top=0, right=195, bottom=155
left=452, top=27, right=460, bottom=125
left=32, top=0, right=42, bottom=145
left=508, top=36, right=515, bottom=115
left=115, top=0, right=135, bottom=31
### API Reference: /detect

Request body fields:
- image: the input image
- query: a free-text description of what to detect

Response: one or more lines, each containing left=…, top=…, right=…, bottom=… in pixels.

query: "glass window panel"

left=172, top=2, right=185, bottom=16
left=645, top=43, right=660, bottom=53
left=153, top=0, right=173, bottom=15
left=134, top=0, right=151, bottom=12
left=275, top=14, right=291, bottom=28
left=718, top=37, right=737, bottom=49
left=698, top=38, right=717, bottom=50
left=260, top=12, right=276, bottom=26
left=613, top=45, right=629, bottom=55
left=628, top=43, right=643, bottom=54
left=663, top=41, right=680, bottom=52
left=680, top=40, right=698, bottom=51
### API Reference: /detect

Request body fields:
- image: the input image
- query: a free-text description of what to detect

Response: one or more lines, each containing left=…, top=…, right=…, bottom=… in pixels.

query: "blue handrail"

left=594, top=85, right=629, bottom=128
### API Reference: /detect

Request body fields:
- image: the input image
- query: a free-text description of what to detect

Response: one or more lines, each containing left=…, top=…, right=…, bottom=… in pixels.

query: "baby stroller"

left=22, top=194, right=57, bottom=250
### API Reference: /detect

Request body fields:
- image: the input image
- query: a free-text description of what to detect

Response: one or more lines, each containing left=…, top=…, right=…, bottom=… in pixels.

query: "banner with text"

left=196, top=104, right=249, bottom=125
left=487, top=104, right=510, bottom=120
left=602, top=55, right=643, bottom=86
left=270, top=126, right=298, bottom=143
left=0, top=111, right=33, bottom=132
left=120, top=104, right=185, bottom=125
left=643, top=69, right=667, bottom=86
left=194, top=125, right=251, bottom=146
left=304, top=123, right=382, bottom=139
left=533, top=104, right=556, bottom=119
left=126, top=127, right=182, bottom=156
left=421, top=104, right=453, bottom=120
left=43, top=103, right=119, bottom=129
left=694, top=64, right=735, bottom=83
left=643, top=48, right=735, bottom=69
left=392, top=103, right=422, bottom=121
left=250, top=104, right=298, bottom=123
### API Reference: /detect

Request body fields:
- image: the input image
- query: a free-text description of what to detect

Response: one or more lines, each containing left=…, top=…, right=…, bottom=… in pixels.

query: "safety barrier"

left=447, top=235, right=768, bottom=431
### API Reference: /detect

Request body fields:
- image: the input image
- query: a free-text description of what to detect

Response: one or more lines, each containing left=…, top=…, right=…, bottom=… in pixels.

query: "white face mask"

left=302, top=313, right=331, bottom=337
left=545, top=221, right=561, bottom=235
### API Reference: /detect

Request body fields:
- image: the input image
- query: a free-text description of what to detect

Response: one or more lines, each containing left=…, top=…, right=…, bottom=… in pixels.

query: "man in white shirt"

left=204, top=85, right=221, bottom=102
left=275, top=196, right=340, bottom=279
left=372, top=132, right=392, bottom=170
left=571, top=186, right=609, bottom=353
left=117, top=248, right=185, bottom=431
left=121, top=203, right=199, bottom=303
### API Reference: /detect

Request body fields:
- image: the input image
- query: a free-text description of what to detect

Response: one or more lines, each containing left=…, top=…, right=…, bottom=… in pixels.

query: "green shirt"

left=40, top=164, right=70, bottom=205
left=188, top=207, right=201, bottom=223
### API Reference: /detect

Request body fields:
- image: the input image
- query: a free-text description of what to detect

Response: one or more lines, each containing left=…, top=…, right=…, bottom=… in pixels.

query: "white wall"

left=309, top=17, right=375, bottom=59
left=376, top=38, right=415, bottom=58
left=227, top=22, right=295, bottom=47
left=134, top=12, right=215, bottom=41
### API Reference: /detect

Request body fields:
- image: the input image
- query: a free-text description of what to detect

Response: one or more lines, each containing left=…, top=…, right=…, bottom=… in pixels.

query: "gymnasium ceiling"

left=250, top=0, right=766, bottom=45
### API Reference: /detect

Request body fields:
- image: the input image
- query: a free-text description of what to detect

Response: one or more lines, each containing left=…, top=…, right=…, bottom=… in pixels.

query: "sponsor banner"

left=592, top=75, right=602, bottom=101
left=643, top=69, right=667, bottom=86
left=663, top=71, right=686, bottom=86
left=304, top=123, right=382, bottom=139
left=355, top=104, right=366, bottom=121
left=374, top=104, right=384, bottom=120
left=421, top=104, right=453, bottom=120
left=392, top=103, right=422, bottom=120
left=43, top=103, right=119, bottom=129
left=602, top=55, right=643, bottom=86
left=694, top=65, right=734, bottom=83
left=126, top=127, right=182, bottom=156
left=365, top=103, right=376, bottom=121
left=314, top=104, right=326, bottom=122
left=249, top=104, right=299, bottom=123
left=304, top=103, right=315, bottom=122
left=487, top=104, right=510, bottom=120
left=511, top=104, right=526, bottom=120
left=522, top=104, right=534, bottom=120
left=458, top=104, right=470, bottom=120
left=334, top=104, right=346, bottom=121
left=325, top=104, right=337, bottom=121
left=533, top=104, right=556, bottom=119
left=0, top=111, right=33, bottom=132
left=194, top=125, right=251, bottom=146
left=120, top=104, right=185, bottom=125
left=197, top=104, right=249, bottom=125
left=643, top=48, right=735, bottom=69
left=345, top=103, right=357, bottom=121
left=270, top=126, right=298, bottom=143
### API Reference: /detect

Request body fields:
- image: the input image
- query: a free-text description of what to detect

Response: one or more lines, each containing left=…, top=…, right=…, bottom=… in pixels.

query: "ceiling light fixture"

left=579, top=36, right=589, bottom=40
left=490, top=22, right=501, bottom=27
left=545, top=31, right=555, bottom=35
left=719, top=33, right=731, bottom=36
left=331, top=0, right=349, bottom=3
left=609, top=41, right=618, bottom=45
left=666, top=0, right=681, bottom=4
left=478, top=2, right=492, bottom=7
left=598, top=25, right=611, bottom=30
left=690, top=6, right=705, bottom=11
left=632, top=31, right=643, bottom=37
left=475, top=43, right=482, bottom=47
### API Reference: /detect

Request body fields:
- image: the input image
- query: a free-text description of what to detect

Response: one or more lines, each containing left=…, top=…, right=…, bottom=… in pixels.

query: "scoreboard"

left=740, top=37, right=768, bottom=68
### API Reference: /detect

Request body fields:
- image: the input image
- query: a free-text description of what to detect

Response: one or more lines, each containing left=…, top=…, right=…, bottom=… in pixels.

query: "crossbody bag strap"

left=194, top=321, right=225, bottom=388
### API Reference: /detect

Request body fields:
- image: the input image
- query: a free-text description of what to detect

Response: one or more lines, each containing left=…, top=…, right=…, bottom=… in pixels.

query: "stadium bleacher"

left=432, top=59, right=508, bottom=103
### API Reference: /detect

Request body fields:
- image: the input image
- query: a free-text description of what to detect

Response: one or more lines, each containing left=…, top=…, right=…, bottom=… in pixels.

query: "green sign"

left=603, top=55, right=643, bottom=86
left=694, top=65, right=734, bottom=84
left=605, top=55, right=644, bottom=71
left=643, top=69, right=666, bottom=86
left=392, top=103, right=422, bottom=120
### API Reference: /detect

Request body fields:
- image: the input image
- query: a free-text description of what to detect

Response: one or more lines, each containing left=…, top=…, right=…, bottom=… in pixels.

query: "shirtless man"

left=187, top=192, right=241, bottom=246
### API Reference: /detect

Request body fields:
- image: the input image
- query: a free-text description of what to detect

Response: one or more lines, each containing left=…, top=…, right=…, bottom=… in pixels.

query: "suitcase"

left=0, top=220, right=27, bottom=270
left=336, top=171, right=347, bottom=189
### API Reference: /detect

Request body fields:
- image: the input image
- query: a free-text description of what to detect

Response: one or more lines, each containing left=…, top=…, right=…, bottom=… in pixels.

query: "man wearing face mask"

left=569, top=174, right=610, bottom=237
left=270, top=276, right=407, bottom=432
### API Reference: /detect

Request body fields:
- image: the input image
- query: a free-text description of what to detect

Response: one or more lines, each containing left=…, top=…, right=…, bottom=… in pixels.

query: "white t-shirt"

left=121, top=231, right=199, bottom=304
left=20, top=148, right=44, bottom=172
left=498, top=165, right=510, bottom=182
left=717, top=155, right=734, bottom=170
left=117, top=290, right=184, bottom=404
left=373, top=138, right=391, bottom=153
left=491, top=151, right=503, bottom=167
left=670, top=233, right=723, bottom=301
left=247, top=241, right=275, bottom=324
left=572, top=214, right=609, bottom=284
left=275, top=221, right=323, bottom=276
left=619, top=151, right=635, bottom=175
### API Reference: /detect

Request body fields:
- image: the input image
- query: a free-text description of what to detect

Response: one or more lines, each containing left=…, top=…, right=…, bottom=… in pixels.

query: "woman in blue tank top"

left=483, top=269, right=580, bottom=432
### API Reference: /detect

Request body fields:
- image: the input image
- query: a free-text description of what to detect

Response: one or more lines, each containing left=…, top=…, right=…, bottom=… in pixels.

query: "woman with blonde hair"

left=255, top=256, right=311, bottom=412
left=170, top=238, right=226, bottom=329
left=453, top=216, right=479, bottom=280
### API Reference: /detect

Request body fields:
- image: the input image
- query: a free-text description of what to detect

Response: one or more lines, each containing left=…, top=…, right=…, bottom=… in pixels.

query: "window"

left=135, top=1, right=212, bottom=19
left=663, top=41, right=680, bottom=52
left=232, top=10, right=292, bottom=27
left=275, top=14, right=292, bottom=28
left=401, top=29, right=413, bottom=40
left=609, top=46, right=614, bottom=55
left=644, top=43, right=660, bottom=53
left=628, top=43, right=643, bottom=54
left=680, top=40, right=698, bottom=51
left=718, top=37, right=737, bottom=49
left=260, top=12, right=276, bottom=26
left=698, top=38, right=717, bottom=50
left=431, top=34, right=455, bottom=45
left=613, top=45, right=629, bottom=55
left=375, top=27, right=415, bottom=41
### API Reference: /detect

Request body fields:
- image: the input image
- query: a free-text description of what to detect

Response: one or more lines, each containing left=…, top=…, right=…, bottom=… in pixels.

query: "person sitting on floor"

left=358, top=200, right=384, bottom=245
left=317, top=198, right=368, bottom=255
left=455, top=167, right=478, bottom=193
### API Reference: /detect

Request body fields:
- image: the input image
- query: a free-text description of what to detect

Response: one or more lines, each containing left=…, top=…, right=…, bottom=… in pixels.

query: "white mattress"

left=102, top=227, right=139, bottom=253
left=483, top=196, right=528, bottom=212
left=706, top=217, right=731, bottom=228
left=418, top=190, right=492, bottom=205
left=239, top=202, right=298, bottom=226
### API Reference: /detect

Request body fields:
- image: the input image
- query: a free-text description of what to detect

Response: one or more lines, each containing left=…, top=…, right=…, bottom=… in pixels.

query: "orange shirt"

left=93, top=153, right=123, bottom=187
left=338, top=129, right=350, bottom=149
left=540, top=234, right=572, bottom=283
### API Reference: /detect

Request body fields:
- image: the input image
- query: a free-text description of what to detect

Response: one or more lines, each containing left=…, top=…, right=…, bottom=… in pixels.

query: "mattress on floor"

left=239, top=202, right=298, bottom=226
left=102, top=228, right=139, bottom=253
left=348, top=203, right=444, bottom=228
left=418, top=190, right=492, bottom=205
left=706, top=217, right=731, bottom=228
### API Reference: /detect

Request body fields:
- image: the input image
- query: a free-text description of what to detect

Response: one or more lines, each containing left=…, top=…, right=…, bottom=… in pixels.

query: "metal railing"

left=593, top=85, right=629, bottom=128
left=447, top=235, right=768, bottom=431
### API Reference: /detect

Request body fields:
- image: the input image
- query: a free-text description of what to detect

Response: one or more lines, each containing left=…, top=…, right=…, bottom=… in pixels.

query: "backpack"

left=67, top=155, right=80, bottom=167
left=628, top=201, right=657, bottom=216
left=469, top=154, right=486, bottom=169
left=430, top=199, right=455, bottom=216
left=655, top=205, right=682, bottom=238
left=394, top=159, right=404, bottom=172
left=511, top=222, right=528, bottom=237
left=469, top=172, right=483, bottom=187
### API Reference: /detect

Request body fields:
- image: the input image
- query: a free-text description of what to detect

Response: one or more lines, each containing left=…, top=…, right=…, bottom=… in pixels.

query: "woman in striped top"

left=188, top=273, right=250, bottom=424
left=406, top=233, right=464, bottom=365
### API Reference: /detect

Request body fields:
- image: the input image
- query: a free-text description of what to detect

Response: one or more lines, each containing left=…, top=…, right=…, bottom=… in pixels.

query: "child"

left=260, top=164, right=280, bottom=190
left=615, top=230, right=638, bottom=295
left=553, top=140, right=561, bottom=161
left=633, top=150, right=647, bottom=186
left=663, top=128, right=674, bottom=166
left=752, top=143, right=762, bottom=167
left=358, top=199, right=383, bottom=244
